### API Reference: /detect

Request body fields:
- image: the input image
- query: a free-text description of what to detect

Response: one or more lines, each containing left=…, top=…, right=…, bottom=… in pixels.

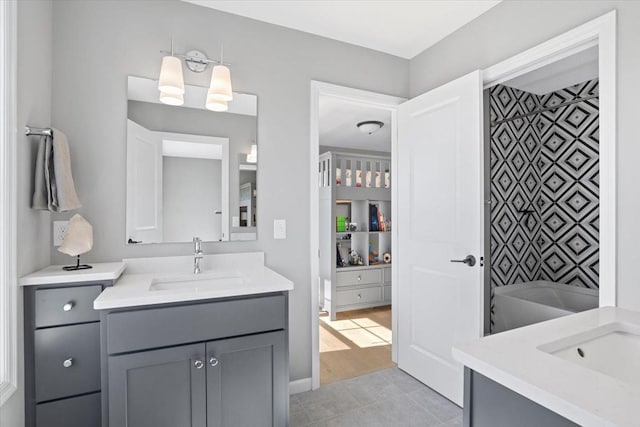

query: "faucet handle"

left=193, top=236, right=202, bottom=253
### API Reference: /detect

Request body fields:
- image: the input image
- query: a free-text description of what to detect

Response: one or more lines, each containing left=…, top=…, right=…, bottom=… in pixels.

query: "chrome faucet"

left=193, top=237, right=203, bottom=274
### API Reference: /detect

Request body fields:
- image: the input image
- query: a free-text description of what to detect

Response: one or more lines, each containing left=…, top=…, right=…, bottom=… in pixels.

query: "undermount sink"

left=149, top=272, right=246, bottom=292
left=538, top=322, right=640, bottom=386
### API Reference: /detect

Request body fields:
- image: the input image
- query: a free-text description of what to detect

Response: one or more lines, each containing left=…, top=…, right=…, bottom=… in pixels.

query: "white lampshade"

left=158, top=56, right=184, bottom=95
left=246, top=144, right=257, bottom=163
left=159, top=91, right=184, bottom=106
left=206, top=94, right=228, bottom=112
left=207, top=64, right=233, bottom=102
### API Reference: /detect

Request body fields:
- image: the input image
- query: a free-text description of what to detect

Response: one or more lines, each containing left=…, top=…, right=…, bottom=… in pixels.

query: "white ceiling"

left=319, top=96, right=391, bottom=152
left=182, top=0, right=502, bottom=59
left=503, top=46, right=599, bottom=95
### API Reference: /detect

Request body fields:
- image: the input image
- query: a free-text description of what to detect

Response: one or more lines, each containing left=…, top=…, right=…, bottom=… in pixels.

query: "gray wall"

left=163, top=157, right=222, bottom=242
left=410, top=1, right=640, bottom=310
left=1, top=2, right=53, bottom=426
left=49, top=0, right=408, bottom=384
left=128, top=99, right=256, bottom=235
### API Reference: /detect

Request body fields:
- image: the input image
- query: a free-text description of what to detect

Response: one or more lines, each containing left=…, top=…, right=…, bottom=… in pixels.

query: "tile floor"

left=291, top=367, right=462, bottom=426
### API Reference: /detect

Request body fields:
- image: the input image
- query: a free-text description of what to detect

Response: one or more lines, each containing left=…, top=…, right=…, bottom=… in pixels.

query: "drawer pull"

left=194, top=359, right=204, bottom=369
left=63, top=302, right=74, bottom=312
left=209, top=357, right=219, bottom=367
left=62, top=358, right=73, bottom=368
left=357, top=276, right=362, bottom=281
left=357, top=293, right=362, bottom=299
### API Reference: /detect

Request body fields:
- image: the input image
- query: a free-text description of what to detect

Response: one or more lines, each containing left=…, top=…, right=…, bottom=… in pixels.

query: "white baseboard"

left=289, top=377, right=312, bottom=395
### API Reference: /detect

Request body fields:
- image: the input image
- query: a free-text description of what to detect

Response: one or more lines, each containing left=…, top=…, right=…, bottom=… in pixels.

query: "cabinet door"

left=108, top=343, right=206, bottom=427
left=206, top=331, right=287, bottom=427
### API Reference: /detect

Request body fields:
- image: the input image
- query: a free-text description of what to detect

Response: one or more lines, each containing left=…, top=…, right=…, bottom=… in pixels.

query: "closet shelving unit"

left=319, top=151, right=392, bottom=320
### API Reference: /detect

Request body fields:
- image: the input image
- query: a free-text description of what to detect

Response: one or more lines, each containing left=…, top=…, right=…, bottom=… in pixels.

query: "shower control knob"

left=450, top=255, right=476, bottom=267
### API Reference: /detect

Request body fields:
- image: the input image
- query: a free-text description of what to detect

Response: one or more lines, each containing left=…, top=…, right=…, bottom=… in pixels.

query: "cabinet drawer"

left=107, top=294, right=286, bottom=354
left=384, top=267, right=392, bottom=283
left=35, top=323, right=100, bottom=402
left=336, top=286, right=382, bottom=307
left=383, top=284, right=392, bottom=302
left=36, top=392, right=101, bottom=427
left=336, top=269, right=382, bottom=287
left=35, top=285, right=102, bottom=328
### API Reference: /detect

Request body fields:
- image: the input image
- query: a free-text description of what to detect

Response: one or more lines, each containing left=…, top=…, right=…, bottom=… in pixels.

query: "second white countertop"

left=453, top=307, right=640, bottom=427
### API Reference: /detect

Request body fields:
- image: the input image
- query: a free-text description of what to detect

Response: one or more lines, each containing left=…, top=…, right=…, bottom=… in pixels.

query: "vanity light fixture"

left=158, top=39, right=185, bottom=96
left=246, top=144, right=257, bottom=163
left=356, top=120, right=384, bottom=134
left=158, top=39, right=233, bottom=111
left=159, top=91, right=184, bottom=106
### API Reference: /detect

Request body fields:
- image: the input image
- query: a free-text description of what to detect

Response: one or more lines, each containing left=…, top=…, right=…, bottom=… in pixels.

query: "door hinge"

left=480, top=256, right=485, bottom=267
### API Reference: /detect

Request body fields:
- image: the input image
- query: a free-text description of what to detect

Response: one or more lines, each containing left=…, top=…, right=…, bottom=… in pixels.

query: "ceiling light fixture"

left=356, top=120, right=384, bottom=134
left=158, top=38, right=233, bottom=111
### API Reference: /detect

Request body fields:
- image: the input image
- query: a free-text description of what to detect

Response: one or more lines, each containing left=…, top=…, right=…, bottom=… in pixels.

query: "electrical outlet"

left=53, top=221, right=69, bottom=246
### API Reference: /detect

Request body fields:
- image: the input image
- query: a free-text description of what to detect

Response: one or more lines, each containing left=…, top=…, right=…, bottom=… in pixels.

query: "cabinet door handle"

left=63, top=302, right=74, bottom=312
left=63, top=358, right=73, bottom=368
left=209, top=357, right=219, bottom=367
left=193, top=359, right=204, bottom=369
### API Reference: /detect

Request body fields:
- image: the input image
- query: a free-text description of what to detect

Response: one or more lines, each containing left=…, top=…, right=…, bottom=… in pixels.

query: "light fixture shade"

left=208, top=64, right=233, bottom=101
left=356, top=120, right=384, bottom=135
left=246, top=144, right=257, bottom=163
left=159, top=91, right=184, bottom=106
left=206, top=94, right=228, bottom=112
left=158, top=56, right=185, bottom=95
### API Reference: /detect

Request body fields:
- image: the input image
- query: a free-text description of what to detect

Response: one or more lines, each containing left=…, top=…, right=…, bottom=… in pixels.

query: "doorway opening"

left=485, top=46, right=601, bottom=334
left=318, top=96, right=395, bottom=385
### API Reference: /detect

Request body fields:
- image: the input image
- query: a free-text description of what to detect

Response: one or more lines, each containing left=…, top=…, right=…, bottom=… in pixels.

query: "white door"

left=397, top=70, right=484, bottom=406
left=126, top=120, right=163, bottom=243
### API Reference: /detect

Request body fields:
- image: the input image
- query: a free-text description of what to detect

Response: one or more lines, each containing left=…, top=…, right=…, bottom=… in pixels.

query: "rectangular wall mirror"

left=126, top=76, right=258, bottom=244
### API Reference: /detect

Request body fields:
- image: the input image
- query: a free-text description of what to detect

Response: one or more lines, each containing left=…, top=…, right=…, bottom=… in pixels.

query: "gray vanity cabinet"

left=108, top=343, right=207, bottom=427
left=24, top=281, right=112, bottom=427
left=206, top=331, right=286, bottom=427
left=102, top=293, right=289, bottom=427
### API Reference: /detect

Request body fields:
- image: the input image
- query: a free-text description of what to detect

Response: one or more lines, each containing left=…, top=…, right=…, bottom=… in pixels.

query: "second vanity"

left=21, top=252, right=293, bottom=427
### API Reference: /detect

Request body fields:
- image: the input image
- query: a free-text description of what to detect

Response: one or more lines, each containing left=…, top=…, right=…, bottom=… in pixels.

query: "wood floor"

left=319, top=305, right=395, bottom=385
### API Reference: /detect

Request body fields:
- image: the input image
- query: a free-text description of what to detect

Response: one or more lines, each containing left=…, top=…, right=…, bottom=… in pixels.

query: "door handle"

left=450, top=255, right=476, bottom=267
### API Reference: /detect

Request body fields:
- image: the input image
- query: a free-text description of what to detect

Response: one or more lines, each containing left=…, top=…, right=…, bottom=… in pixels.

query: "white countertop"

left=453, top=307, right=640, bottom=427
left=93, top=253, right=293, bottom=310
left=19, top=262, right=126, bottom=286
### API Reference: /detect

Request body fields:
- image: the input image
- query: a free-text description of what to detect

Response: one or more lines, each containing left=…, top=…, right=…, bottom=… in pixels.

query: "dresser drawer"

left=35, top=285, right=102, bottom=328
left=336, top=285, right=382, bottom=307
left=383, top=267, right=392, bottom=283
left=35, top=323, right=101, bottom=402
left=36, top=392, right=101, bottom=427
left=383, top=284, right=392, bottom=302
left=336, top=269, right=382, bottom=287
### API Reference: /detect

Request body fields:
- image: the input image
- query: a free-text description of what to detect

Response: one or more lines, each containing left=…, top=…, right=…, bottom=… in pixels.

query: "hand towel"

left=31, top=128, right=81, bottom=212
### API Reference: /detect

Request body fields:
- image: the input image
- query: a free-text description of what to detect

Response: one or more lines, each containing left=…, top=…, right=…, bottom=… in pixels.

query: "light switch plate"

left=273, top=219, right=286, bottom=240
left=53, top=220, right=69, bottom=246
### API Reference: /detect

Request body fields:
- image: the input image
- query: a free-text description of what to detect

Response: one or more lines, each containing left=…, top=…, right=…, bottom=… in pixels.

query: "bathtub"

left=493, top=281, right=599, bottom=333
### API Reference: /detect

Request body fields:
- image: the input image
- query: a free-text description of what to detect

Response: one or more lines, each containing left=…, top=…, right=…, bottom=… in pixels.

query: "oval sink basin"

left=149, top=272, right=246, bottom=292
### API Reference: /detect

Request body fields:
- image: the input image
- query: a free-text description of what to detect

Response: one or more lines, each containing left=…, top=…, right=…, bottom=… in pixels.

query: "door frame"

left=308, top=9, right=616, bottom=392
left=309, top=81, right=405, bottom=390
left=482, top=10, right=617, bottom=308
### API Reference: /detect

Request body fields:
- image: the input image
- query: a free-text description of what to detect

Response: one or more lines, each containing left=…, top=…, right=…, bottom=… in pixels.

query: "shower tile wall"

left=489, top=79, right=599, bottom=291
